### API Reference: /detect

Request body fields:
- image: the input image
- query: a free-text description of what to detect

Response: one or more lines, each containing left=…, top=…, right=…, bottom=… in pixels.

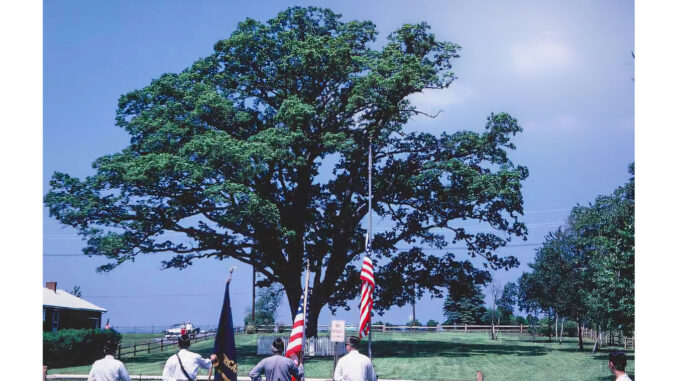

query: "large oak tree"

left=45, top=7, right=528, bottom=336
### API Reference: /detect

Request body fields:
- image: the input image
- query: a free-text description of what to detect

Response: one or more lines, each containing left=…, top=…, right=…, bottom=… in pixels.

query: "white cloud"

left=510, top=41, right=577, bottom=75
left=407, top=83, right=476, bottom=113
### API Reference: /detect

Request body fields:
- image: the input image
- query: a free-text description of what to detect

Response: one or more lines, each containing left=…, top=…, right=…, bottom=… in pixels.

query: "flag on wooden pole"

left=212, top=268, right=238, bottom=381
left=286, top=260, right=310, bottom=365
left=285, top=299, right=306, bottom=358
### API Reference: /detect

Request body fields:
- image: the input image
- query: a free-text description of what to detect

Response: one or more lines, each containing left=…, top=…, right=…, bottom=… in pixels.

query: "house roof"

left=43, top=288, right=107, bottom=313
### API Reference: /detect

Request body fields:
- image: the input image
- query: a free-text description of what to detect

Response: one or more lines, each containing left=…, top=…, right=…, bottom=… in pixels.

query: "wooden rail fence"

left=113, top=324, right=633, bottom=359
left=581, top=327, right=634, bottom=349
left=117, top=331, right=217, bottom=358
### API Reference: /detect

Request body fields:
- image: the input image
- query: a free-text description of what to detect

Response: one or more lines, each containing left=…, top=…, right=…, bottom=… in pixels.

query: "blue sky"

left=43, top=0, right=634, bottom=329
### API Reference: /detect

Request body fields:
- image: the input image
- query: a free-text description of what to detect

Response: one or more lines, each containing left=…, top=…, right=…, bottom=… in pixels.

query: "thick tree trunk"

left=306, top=307, right=321, bottom=338
left=412, top=298, right=416, bottom=328
left=304, top=288, right=323, bottom=338
left=559, top=317, right=565, bottom=344
left=577, top=320, right=584, bottom=350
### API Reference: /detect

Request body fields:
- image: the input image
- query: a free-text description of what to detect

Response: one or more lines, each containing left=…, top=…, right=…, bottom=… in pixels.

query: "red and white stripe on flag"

left=359, top=248, right=374, bottom=339
left=286, top=299, right=305, bottom=357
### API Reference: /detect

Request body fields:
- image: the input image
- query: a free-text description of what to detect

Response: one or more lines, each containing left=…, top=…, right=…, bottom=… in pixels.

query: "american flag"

left=359, top=236, right=375, bottom=339
left=285, top=298, right=306, bottom=358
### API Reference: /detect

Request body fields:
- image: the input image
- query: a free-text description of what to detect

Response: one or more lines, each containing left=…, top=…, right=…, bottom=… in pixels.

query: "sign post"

left=330, top=320, right=346, bottom=377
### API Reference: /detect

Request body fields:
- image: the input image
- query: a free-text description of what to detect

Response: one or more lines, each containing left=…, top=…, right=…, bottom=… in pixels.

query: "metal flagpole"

left=368, top=138, right=373, bottom=360
left=300, top=259, right=311, bottom=365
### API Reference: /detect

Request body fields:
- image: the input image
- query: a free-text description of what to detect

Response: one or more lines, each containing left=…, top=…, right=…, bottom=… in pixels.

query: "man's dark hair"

left=345, top=336, right=360, bottom=349
left=103, top=340, right=118, bottom=355
left=608, top=350, right=627, bottom=371
left=271, top=337, right=285, bottom=353
left=178, top=334, right=191, bottom=349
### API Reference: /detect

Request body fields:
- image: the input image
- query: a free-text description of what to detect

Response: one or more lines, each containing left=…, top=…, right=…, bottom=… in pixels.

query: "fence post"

left=148, top=340, right=151, bottom=354
left=133, top=343, right=137, bottom=357
left=465, top=324, right=468, bottom=333
left=520, top=324, right=523, bottom=334
left=161, top=338, right=164, bottom=351
left=382, top=324, right=386, bottom=333
left=118, top=344, right=121, bottom=358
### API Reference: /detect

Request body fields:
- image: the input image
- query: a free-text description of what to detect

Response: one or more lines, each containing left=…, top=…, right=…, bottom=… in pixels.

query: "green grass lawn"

left=118, top=333, right=164, bottom=346
left=48, top=332, right=634, bottom=380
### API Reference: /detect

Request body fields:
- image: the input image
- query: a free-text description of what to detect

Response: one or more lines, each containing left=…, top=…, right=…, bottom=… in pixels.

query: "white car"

left=164, top=323, right=200, bottom=339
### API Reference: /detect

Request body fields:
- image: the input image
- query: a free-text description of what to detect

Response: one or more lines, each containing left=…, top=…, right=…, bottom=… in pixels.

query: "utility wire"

left=82, top=292, right=250, bottom=298
left=43, top=222, right=565, bottom=239
left=43, top=243, right=542, bottom=257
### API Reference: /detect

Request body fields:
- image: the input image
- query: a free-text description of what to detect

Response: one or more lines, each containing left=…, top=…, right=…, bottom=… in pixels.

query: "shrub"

left=407, top=319, right=422, bottom=327
left=513, top=316, right=528, bottom=325
left=245, top=324, right=257, bottom=334
left=535, top=319, right=578, bottom=337
left=43, top=329, right=121, bottom=368
left=426, top=320, right=438, bottom=327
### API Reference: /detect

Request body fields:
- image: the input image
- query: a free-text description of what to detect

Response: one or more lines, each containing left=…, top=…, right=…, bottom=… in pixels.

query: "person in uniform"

left=333, top=336, right=376, bottom=381
left=249, top=337, right=304, bottom=381
left=87, top=340, right=131, bottom=381
left=162, top=333, right=217, bottom=381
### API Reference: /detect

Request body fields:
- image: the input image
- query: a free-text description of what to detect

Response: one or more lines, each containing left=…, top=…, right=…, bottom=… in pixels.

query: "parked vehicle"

left=164, top=322, right=200, bottom=339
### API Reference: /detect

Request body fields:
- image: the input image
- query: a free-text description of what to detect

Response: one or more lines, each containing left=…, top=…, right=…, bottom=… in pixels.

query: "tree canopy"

left=517, top=164, right=634, bottom=348
left=45, top=6, right=528, bottom=336
left=443, top=283, right=487, bottom=325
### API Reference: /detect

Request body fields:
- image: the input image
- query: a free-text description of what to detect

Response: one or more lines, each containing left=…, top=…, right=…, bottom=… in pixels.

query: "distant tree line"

left=517, top=163, right=634, bottom=351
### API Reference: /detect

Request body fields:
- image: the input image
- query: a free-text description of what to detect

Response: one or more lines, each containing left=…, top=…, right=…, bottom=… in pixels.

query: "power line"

left=42, top=222, right=565, bottom=240
left=43, top=242, right=542, bottom=257
left=82, top=292, right=249, bottom=298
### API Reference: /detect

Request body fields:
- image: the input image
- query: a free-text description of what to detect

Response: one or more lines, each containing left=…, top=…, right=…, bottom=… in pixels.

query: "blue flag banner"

left=213, top=279, right=238, bottom=381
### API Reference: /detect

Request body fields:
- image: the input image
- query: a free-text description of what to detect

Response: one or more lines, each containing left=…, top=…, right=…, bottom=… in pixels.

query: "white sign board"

left=330, top=320, right=346, bottom=342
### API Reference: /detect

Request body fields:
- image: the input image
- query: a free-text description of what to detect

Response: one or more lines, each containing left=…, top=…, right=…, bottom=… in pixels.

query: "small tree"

left=444, top=283, right=487, bottom=325
left=498, top=282, right=518, bottom=322
left=517, top=273, right=541, bottom=342
left=488, top=280, right=502, bottom=340
left=244, top=285, right=283, bottom=327
left=70, top=285, right=82, bottom=297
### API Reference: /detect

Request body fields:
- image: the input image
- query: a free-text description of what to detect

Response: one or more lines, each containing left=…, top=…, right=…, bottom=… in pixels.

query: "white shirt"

left=333, top=349, right=377, bottom=381
left=615, top=373, right=632, bottom=381
left=87, top=355, right=131, bottom=381
left=162, top=349, right=212, bottom=381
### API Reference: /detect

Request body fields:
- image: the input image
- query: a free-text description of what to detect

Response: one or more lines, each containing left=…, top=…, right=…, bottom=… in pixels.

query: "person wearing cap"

left=87, top=340, right=131, bottom=381
left=249, top=337, right=304, bottom=381
left=162, top=333, right=217, bottom=381
left=333, top=336, right=376, bottom=381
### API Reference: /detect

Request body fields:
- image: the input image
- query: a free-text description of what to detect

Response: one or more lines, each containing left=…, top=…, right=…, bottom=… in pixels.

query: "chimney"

left=46, top=282, right=57, bottom=292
